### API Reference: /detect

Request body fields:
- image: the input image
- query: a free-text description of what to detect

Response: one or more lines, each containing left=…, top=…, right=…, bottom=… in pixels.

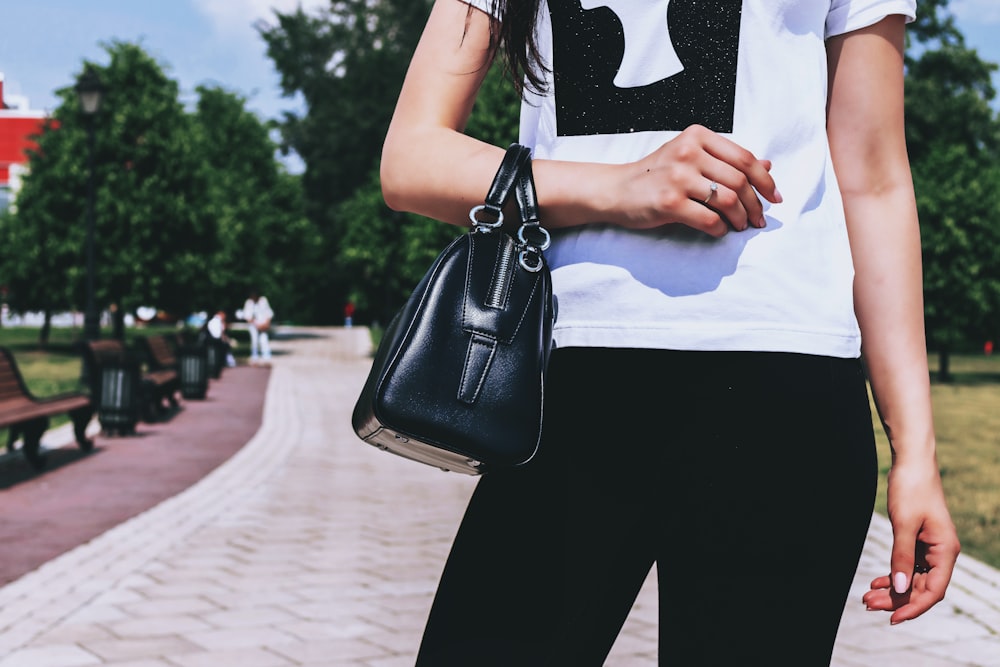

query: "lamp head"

left=75, top=67, right=106, bottom=115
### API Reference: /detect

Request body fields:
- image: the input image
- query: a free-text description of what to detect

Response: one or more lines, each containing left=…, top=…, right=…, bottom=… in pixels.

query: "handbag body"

left=352, top=144, right=554, bottom=474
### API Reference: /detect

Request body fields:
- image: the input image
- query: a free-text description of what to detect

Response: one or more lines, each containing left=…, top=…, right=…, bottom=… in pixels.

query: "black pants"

left=416, top=348, right=877, bottom=666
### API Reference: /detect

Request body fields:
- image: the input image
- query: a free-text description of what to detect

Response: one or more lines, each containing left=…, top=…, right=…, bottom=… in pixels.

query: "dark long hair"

left=475, top=0, right=548, bottom=94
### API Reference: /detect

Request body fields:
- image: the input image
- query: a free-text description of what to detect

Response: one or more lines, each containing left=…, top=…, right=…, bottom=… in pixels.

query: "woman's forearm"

left=845, top=186, right=937, bottom=462
left=826, top=15, right=936, bottom=462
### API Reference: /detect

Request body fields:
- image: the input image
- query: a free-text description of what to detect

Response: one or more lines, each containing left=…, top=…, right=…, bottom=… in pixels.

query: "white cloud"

left=951, top=0, right=1000, bottom=24
left=193, top=0, right=330, bottom=38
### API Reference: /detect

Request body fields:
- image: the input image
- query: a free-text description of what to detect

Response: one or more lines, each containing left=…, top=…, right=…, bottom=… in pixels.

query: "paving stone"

left=81, top=636, right=202, bottom=662
left=104, top=615, right=214, bottom=639
left=163, top=648, right=295, bottom=667
left=0, top=644, right=101, bottom=667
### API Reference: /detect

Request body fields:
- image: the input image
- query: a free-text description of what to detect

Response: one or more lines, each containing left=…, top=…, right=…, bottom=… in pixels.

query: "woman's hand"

left=862, top=457, right=960, bottom=624
left=610, top=124, right=782, bottom=237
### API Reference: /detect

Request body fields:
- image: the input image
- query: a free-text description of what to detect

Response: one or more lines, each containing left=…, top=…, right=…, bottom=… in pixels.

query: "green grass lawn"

left=4, top=325, right=999, bottom=569
left=0, top=327, right=90, bottom=392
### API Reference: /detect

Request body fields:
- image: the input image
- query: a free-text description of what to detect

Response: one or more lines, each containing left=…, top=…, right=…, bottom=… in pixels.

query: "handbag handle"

left=467, top=143, right=551, bottom=273
left=468, top=143, right=532, bottom=230
left=513, top=157, right=551, bottom=272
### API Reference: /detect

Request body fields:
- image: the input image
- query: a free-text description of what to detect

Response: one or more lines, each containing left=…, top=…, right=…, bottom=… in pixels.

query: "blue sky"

left=0, top=0, right=325, bottom=121
left=1, top=1, right=998, bottom=125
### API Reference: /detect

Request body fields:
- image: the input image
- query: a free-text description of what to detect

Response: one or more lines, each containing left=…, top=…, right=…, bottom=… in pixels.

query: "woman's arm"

left=826, top=15, right=960, bottom=624
left=381, top=0, right=780, bottom=237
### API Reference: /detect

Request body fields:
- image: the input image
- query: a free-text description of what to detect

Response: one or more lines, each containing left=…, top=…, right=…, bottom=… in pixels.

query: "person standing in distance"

left=242, top=290, right=273, bottom=365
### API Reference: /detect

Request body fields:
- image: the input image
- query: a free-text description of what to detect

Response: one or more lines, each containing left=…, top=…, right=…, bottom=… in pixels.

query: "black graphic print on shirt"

left=550, top=0, right=743, bottom=136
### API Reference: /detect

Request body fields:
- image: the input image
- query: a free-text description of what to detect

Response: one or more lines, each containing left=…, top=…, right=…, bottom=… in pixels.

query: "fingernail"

left=893, top=572, right=908, bottom=594
left=757, top=216, right=767, bottom=228
left=773, top=188, right=783, bottom=203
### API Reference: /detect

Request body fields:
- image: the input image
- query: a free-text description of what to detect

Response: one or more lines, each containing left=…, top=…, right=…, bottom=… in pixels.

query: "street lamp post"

left=75, top=67, right=106, bottom=341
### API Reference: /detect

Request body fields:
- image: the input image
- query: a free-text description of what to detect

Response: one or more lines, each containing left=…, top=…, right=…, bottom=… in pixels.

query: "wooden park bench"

left=148, top=332, right=211, bottom=400
left=0, top=346, right=94, bottom=469
left=139, top=334, right=182, bottom=410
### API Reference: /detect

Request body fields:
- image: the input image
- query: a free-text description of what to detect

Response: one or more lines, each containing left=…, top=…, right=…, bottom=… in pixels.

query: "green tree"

left=0, top=41, right=322, bottom=336
left=915, top=145, right=1000, bottom=374
left=5, top=41, right=207, bottom=340
left=0, top=116, right=75, bottom=345
left=905, top=0, right=1000, bottom=379
left=257, top=0, right=434, bottom=322
left=188, top=85, right=321, bottom=321
left=260, top=2, right=525, bottom=324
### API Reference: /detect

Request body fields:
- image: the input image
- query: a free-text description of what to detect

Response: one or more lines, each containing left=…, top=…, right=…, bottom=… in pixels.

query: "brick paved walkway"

left=0, top=364, right=269, bottom=586
left=0, top=327, right=997, bottom=666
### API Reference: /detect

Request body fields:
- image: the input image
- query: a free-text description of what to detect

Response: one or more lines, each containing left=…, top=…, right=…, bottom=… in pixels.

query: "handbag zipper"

left=486, top=235, right=517, bottom=310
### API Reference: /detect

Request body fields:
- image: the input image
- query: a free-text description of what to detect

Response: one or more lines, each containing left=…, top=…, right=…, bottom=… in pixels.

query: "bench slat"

left=0, top=395, right=91, bottom=429
left=146, top=337, right=177, bottom=368
left=0, top=381, right=25, bottom=402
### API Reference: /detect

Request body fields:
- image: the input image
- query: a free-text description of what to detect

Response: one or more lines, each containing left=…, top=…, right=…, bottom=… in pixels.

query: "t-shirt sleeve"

left=826, top=0, right=916, bottom=39
left=461, top=0, right=495, bottom=17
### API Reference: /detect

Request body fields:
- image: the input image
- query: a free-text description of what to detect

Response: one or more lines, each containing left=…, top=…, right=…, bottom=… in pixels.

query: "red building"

left=0, top=72, right=49, bottom=212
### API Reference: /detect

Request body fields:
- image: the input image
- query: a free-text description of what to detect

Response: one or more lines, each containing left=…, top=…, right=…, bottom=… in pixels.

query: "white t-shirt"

left=243, top=297, right=274, bottom=327
left=462, top=0, right=916, bottom=357
left=207, top=315, right=224, bottom=339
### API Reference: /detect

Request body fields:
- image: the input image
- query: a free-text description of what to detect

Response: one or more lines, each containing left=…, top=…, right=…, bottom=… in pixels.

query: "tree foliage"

left=905, top=0, right=1000, bottom=377
left=0, top=113, right=77, bottom=337
left=335, top=61, right=521, bottom=325
left=259, top=0, right=522, bottom=324
left=188, top=85, right=321, bottom=321
left=0, top=41, right=314, bottom=337
left=2, top=42, right=203, bottom=339
left=257, top=1, right=437, bottom=322
left=915, top=145, right=1000, bottom=354
left=258, top=0, right=433, bottom=207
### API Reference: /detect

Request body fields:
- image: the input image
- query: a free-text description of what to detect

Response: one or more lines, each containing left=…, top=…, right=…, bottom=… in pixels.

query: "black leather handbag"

left=352, top=144, right=554, bottom=474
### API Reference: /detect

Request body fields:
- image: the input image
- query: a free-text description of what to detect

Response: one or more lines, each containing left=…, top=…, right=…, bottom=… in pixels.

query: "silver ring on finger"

left=702, top=181, right=718, bottom=205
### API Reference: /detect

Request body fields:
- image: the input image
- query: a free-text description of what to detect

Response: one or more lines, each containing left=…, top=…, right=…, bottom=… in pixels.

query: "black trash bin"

left=82, top=341, right=143, bottom=436
left=98, top=360, right=142, bottom=436
left=178, top=345, right=209, bottom=400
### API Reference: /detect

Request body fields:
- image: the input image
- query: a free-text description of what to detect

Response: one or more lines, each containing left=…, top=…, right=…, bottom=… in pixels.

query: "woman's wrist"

left=532, top=159, right=626, bottom=230
left=888, top=436, right=940, bottom=469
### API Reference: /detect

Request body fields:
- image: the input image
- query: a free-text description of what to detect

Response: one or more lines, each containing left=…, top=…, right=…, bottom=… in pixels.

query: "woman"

left=381, top=1, right=960, bottom=664
left=241, top=290, right=273, bottom=364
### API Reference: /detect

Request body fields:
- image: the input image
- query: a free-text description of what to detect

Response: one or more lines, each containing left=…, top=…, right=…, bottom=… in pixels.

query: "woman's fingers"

left=702, top=131, right=783, bottom=205
left=865, top=568, right=948, bottom=624
left=624, top=125, right=782, bottom=236
left=863, top=533, right=959, bottom=625
left=698, top=149, right=780, bottom=230
left=665, top=126, right=780, bottom=234
left=681, top=198, right=734, bottom=238
left=694, top=169, right=768, bottom=231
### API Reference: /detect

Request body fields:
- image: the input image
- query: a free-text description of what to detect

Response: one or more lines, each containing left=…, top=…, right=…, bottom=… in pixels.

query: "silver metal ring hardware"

left=469, top=204, right=504, bottom=231
left=517, top=225, right=551, bottom=251
left=519, top=250, right=544, bottom=273
left=517, top=224, right=550, bottom=272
